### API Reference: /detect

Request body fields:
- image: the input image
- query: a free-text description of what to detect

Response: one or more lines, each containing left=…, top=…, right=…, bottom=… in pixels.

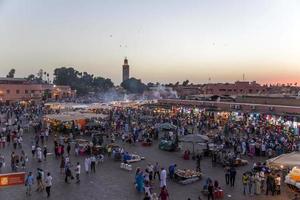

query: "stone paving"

left=0, top=130, right=296, bottom=200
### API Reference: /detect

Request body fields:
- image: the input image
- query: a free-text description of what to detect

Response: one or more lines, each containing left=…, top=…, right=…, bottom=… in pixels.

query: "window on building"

left=25, top=90, right=28, bottom=94
left=240, top=89, right=243, bottom=92
left=228, top=89, right=232, bottom=92
left=249, top=89, right=253, bottom=93
left=31, top=90, right=34, bottom=94
left=16, top=90, right=20, bottom=94
left=233, top=89, right=237, bottom=92
left=6, top=90, right=10, bottom=94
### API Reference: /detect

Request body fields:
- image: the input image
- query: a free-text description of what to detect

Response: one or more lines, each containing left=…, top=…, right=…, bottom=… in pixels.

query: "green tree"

left=53, top=67, right=114, bottom=96
left=121, top=77, right=148, bottom=94
left=27, top=74, right=35, bottom=81
left=7, top=69, right=16, bottom=78
left=182, top=80, right=189, bottom=86
left=147, top=82, right=155, bottom=87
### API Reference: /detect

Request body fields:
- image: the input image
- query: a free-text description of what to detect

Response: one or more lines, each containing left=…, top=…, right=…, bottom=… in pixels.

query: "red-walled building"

left=202, top=81, right=268, bottom=96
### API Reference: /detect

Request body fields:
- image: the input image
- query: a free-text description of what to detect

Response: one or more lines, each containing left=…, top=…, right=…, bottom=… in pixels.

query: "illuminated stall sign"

left=0, top=172, right=25, bottom=187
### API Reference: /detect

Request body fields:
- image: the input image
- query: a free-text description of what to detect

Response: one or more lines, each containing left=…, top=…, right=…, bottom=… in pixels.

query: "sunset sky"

left=0, top=0, right=299, bottom=85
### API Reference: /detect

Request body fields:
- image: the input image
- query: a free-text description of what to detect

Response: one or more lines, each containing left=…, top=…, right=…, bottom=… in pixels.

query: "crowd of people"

left=0, top=102, right=300, bottom=200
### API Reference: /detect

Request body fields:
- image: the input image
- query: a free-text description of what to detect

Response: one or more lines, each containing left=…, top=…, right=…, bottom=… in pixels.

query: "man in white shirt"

left=45, top=172, right=53, bottom=198
left=160, top=167, right=167, bottom=188
left=84, top=157, right=90, bottom=174
left=75, top=162, right=81, bottom=183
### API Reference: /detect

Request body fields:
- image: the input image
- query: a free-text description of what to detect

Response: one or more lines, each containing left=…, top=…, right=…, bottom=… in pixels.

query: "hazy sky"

left=0, top=0, right=300, bottom=84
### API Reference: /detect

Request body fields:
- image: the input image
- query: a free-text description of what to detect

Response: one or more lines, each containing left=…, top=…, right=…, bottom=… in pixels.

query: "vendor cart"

left=159, top=139, right=177, bottom=151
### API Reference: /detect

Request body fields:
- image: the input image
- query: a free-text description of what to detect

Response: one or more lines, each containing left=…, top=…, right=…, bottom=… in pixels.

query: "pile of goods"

left=126, top=154, right=145, bottom=163
left=176, top=169, right=201, bottom=178
left=175, top=169, right=202, bottom=185
left=234, top=158, right=248, bottom=166
left=120, top=163, right=132, bottom=171
left=285, top=167, right=300, bottom=191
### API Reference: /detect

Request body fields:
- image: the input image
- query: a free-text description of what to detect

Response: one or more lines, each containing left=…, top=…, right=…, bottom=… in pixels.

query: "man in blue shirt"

left=25, top=172, right=34, bottom=196
left=169, top=164, right=177, bottom=179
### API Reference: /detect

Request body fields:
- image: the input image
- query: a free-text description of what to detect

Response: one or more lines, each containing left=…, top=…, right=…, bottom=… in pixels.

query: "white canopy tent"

left=267, top=152, right=300, bottom=169
left=44, top=112, right=108, bottom=122
left=45, top=103, right=89, bottom=110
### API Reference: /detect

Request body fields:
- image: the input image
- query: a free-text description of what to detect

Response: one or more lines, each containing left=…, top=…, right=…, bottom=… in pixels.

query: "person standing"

left=153, top=162, right=160, bottom=180
left=65, top=166, right=72, bottom=184
left=230, top=166, right=236, bottom=187
left=242, top=173, right=249, bottom=195
left=254, top=172, right=261, bottom=195
left=60, top=156, right=65, bottom=174
left=31, top=144, right=36, bottom=157
left=75, top=162, right=81, bottom=183
left=0, top=154, right=5, bottom=172
left=196, top=154, right=201, bottom=171
left=248, top=173, right=254, bottom=195
left=90, top=155, right=96, bottom=173
left=84, top=157, right=90, bottom=174
left=143, top=192, right=151, bottom=200
left=37, top=146, right=42, bottom=162
left=67, top=143, right=71, bottom=155
left=260, top=170, right=265, bottom=192
left=159, top=186, right=169, bottom=200
left=168, top=164, right=177, bottom=180
left=265, top=173, right=274, bottom=196
left=224, top=165, right=230, bottom=185
left=275, top=174, right=281, bottom=195
left=160, top=167, right=167, bottom=188
left=207, top=181, right=214, bottom=200
left=25, top=172, right=34, bottom=196
left=43, top=146, right=48, bottom=161
left=45, top=172, right=52, bottom=198
left=36, top=168, right=45, bottom=192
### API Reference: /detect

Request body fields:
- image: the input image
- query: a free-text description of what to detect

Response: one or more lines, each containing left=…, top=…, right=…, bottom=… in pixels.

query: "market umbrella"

left=179, top=134, right=209, bottom=155
left=159, top=123, right=177, bottom=130
left=179, top=134, right=209, bottom=143
left=266, top=152, right=300, bottom=169
left=86, top=121, right=101, bottom=128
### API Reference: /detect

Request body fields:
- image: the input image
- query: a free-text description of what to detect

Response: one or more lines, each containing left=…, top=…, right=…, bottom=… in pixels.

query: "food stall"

left=174, top=169, right=202, bottom=184
left=76, top=139, right=91, bottom=155
left=267, top=152, right=300, bottom=192
left=44, top=112, right=108, bottom=132
left=159, top=131, right=178, bottom=152
left=179, top=134, right=209, bottom=157
left=285, top=167, right=300, bottom=192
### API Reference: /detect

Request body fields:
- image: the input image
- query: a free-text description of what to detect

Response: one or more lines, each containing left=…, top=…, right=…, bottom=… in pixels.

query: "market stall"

left=285, top=167, right=300, bottom=192
left=76, top=139, right=91, bottom=155
left=159, top=123, right=177, bottom=131
left=159, top=131, right=178, bottom=151
left=267, top=152, right=300, bottom=170
left=44, top=112, right=108, bottom=133
left=179, top=134, right=209, bottom=157
left=266, top=152, right=300, bottom=192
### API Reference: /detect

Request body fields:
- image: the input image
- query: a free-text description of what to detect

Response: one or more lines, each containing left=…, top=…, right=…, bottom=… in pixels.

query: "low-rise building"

left=0, top=77, right=75, bottom=103
left=202, top=81, right=268, bottom=96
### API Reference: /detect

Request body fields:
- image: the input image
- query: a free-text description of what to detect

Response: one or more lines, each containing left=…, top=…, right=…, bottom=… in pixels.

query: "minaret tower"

left=122, top=57, right=130, bottom=82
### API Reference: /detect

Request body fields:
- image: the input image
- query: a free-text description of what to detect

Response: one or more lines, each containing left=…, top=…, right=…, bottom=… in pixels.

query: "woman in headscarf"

left=135, top=168, right=144, bottom=192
